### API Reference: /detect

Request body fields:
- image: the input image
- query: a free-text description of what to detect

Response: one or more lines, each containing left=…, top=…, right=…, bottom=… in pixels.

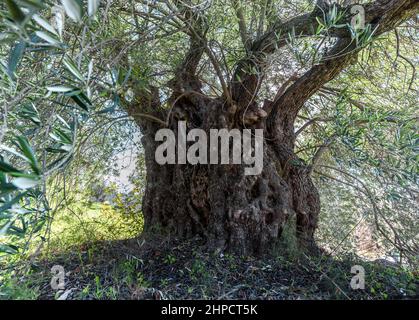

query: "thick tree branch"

left=232, top=0, right=250, bottom=51
left=168, top=1, right=233, bottom=105
left=125, top=85, right=166, bottom=128
left=167, top=0, right=208, bottom=96
left=266, top=0, right=418, bottom=140
left=230, top=0, right=418, bottom=115
left=169, top=36, right=206, bottom=95
left=253, top=0, right=417, bottom=55
left=267, top=37, right=357, bottom=141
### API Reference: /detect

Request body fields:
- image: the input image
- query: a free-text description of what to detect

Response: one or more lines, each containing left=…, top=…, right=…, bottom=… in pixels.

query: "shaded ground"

left=7, top=236, right=415, bottom=300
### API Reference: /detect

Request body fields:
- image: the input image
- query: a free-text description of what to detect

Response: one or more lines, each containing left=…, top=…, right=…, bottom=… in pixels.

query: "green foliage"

left=0, top=0, right=417, bottom=300
left=45, top=202, right=143, bottom=251
left=0, top=275, right=40, bottom=300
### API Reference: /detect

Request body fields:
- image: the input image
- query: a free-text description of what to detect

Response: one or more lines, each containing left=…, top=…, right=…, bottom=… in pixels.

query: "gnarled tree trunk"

left=132, top=91, right=320, bottom=255
left=124, top=0, right=418, bottom=256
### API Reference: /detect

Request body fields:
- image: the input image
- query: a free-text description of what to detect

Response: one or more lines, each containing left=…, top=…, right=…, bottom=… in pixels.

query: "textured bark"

left=128, top=91, right=320, bottom=255
left=123, top=0, right=418, bottom=255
